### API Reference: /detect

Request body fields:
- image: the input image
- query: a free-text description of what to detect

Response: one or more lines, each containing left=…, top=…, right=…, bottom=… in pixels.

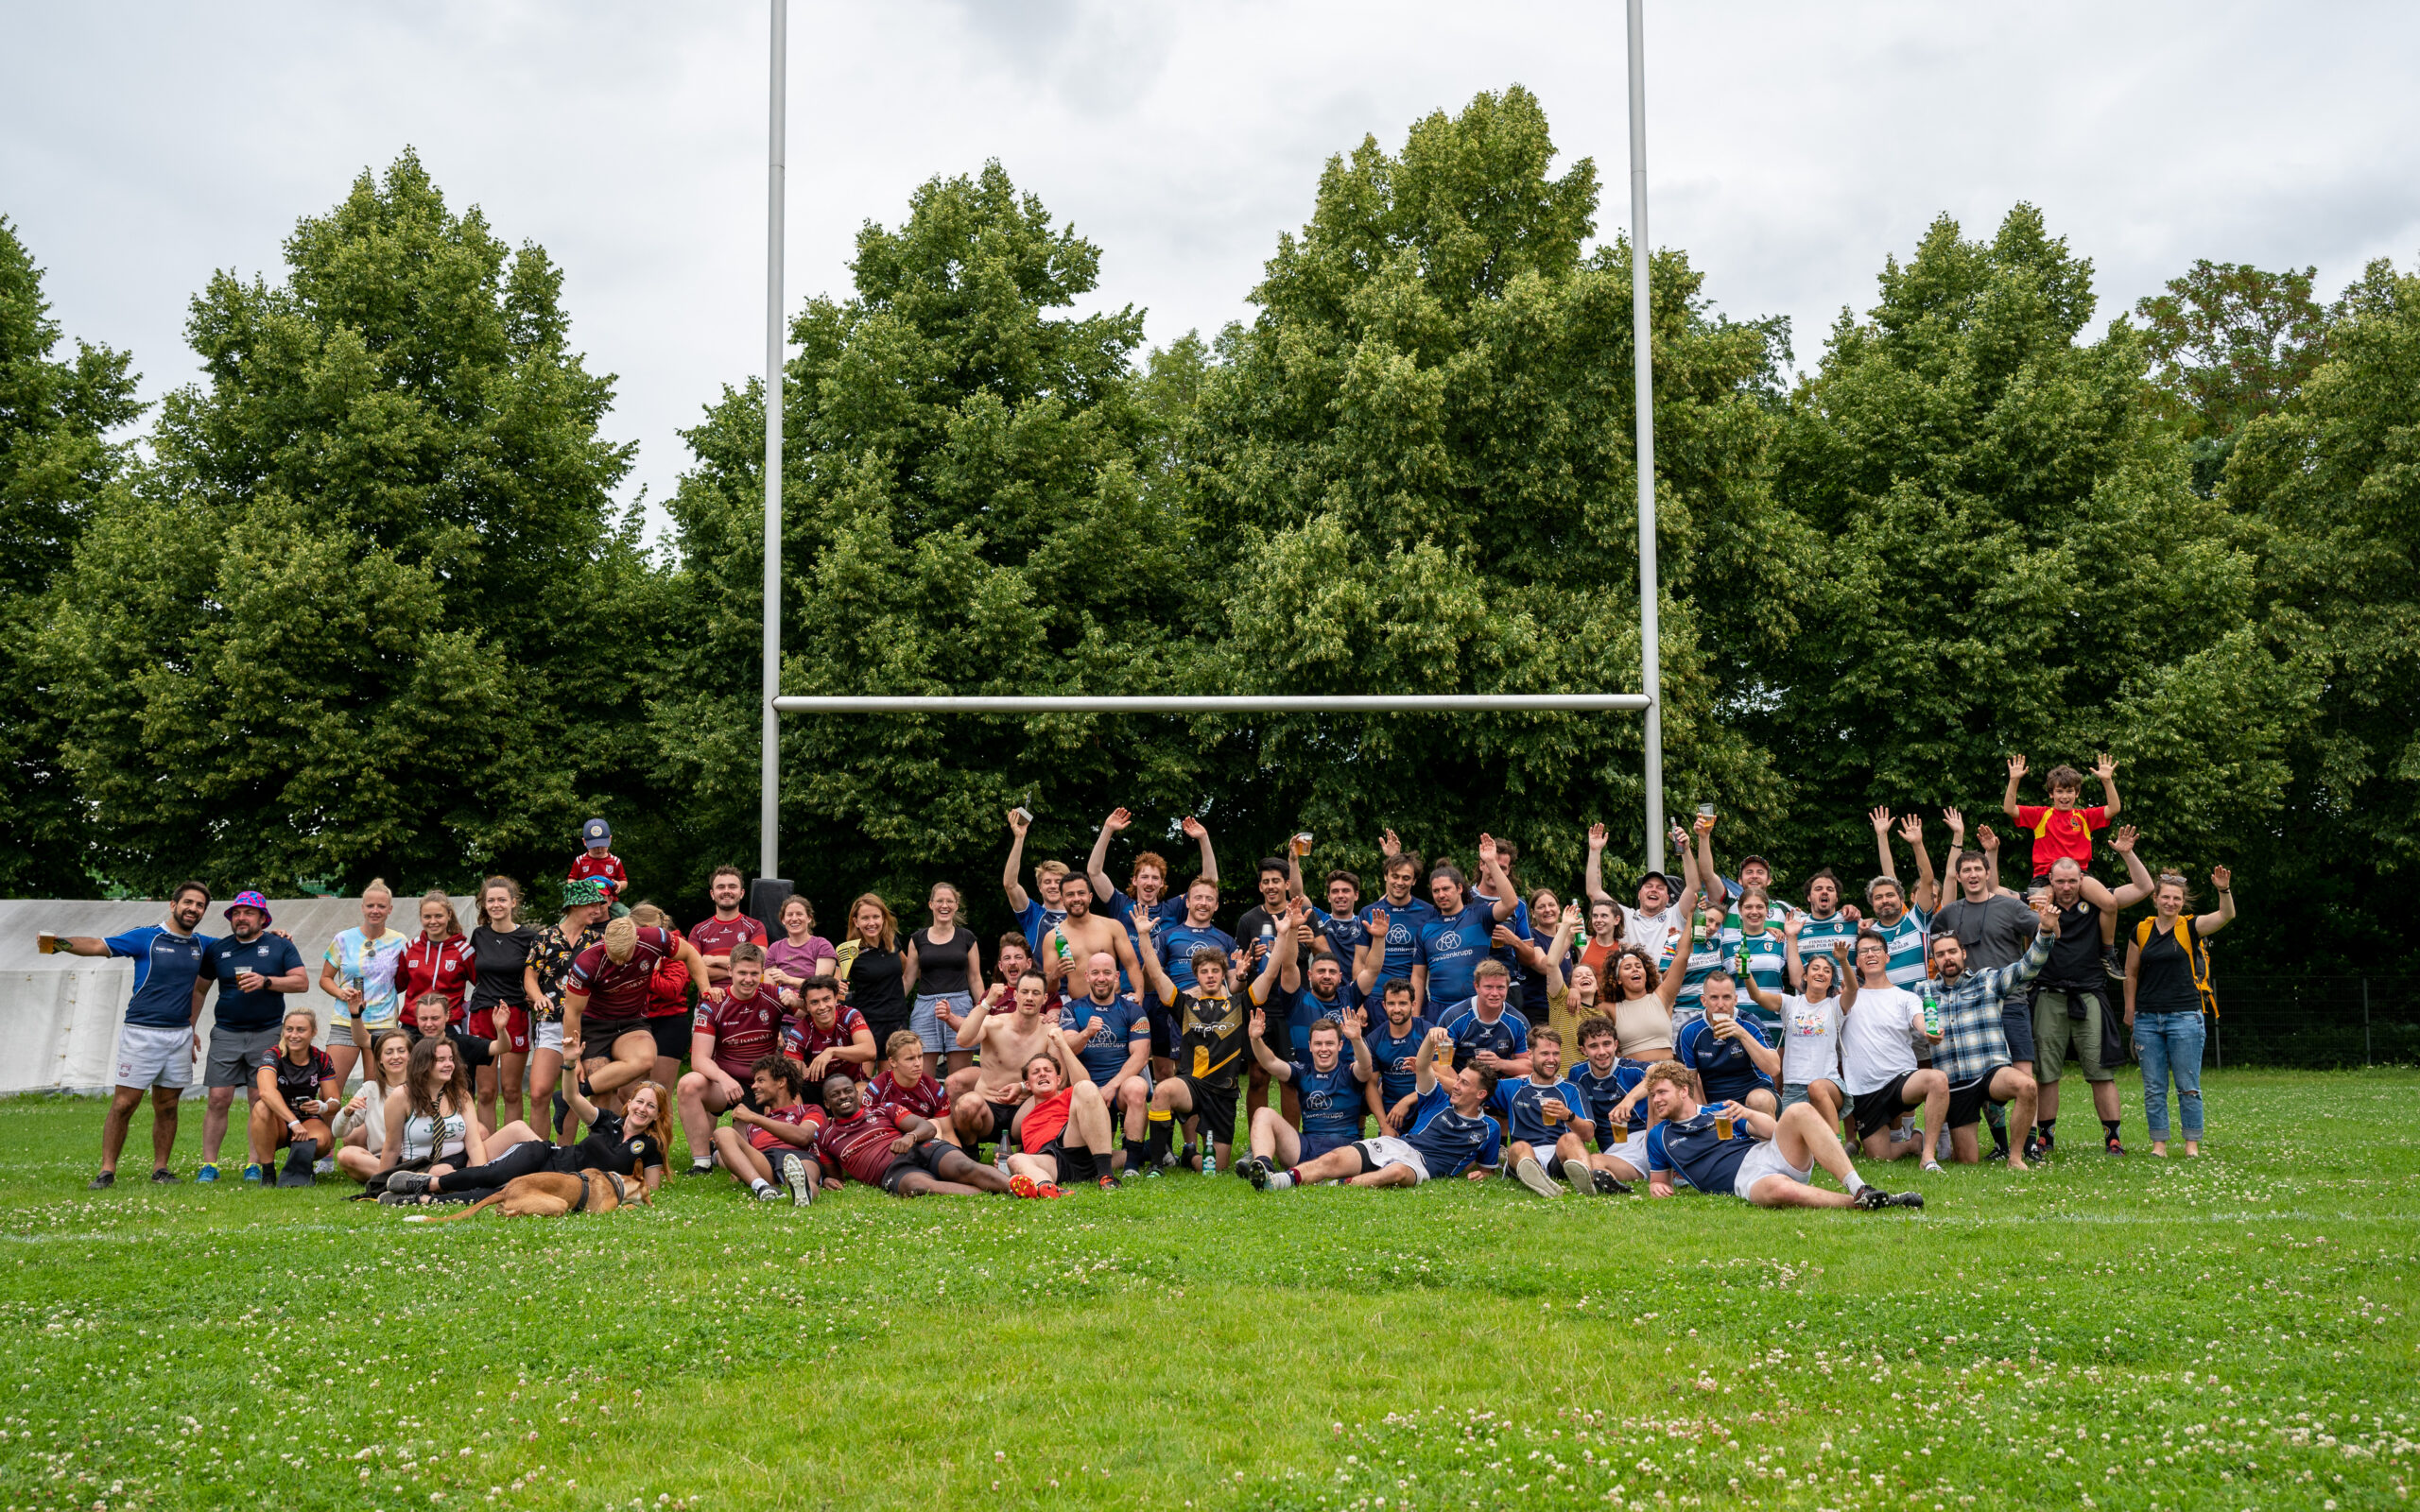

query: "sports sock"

left=2038, top=1118, right=2055, bottom=1138
left=1269, top=1168, right=1298, bottom=1191
left=1144, top=1109, right=1172, bottom=1166
left=1841, top=1166, right=1867, bottom=1195
left=751, top=1178, right=778, bottom=1197
left=2101, top=1119, right=2121, bottom=1141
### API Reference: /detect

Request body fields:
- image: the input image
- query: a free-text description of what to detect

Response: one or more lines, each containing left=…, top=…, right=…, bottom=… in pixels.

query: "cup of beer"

left=37, top=931, right=58, bottom=954
left=1713, top=1104, right=1736, bottom=1141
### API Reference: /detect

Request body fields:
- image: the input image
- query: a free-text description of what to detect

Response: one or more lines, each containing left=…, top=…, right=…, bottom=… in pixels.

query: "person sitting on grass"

left=372, top=1035, right=488, bottom=1191
left=1739, top=930, right=1851, bottom=1135
left=332, top=1029, right=413, bottom=1183
left=1640, top=1061, right=1923, bottom=1211
left=946, top=972, right=1060, bottom=1155
left=1673, top=972, right=1779, bottom=1116
left=815, top=1074, right=1013, bottom=1199
left=1571, top=1016, right=1648, bottom=1191
left=1348, top=973, right=1435, bottom=1138
left=251, top=1007, right=338, bottom=1188
left=1490, top=1026, right=1601, bottom=1200
left=677, top=940, right=785, bottom=1177
left=1235, top=1009, right=1374, bottom=1189
left=866, top=1031, right=950, bottom=1124
left=1245, top=1025, right=1501, bottom=1191
left=708, top=1054, right=823, bottom=1207
left=782, top=976, right=876, bottom=1085
left=1001, top=1031, right=1122, bottom=1196
left=1837, top=932, right=1948, bottom=1171
left=383, top=1040, right=668, bottom=1201
left=1434, top=959, right=1531, bottom=1081
left=1132, top=905, right=1290, bottom=1177
left=1052, top=951, right=1152, bottom=1166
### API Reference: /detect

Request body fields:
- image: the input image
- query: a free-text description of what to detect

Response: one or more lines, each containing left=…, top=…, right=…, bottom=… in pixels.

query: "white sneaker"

left=1512, top=1156, right=1563, bottom=1198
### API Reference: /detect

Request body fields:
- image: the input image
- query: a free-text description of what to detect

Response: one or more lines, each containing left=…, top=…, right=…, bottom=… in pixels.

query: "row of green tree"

left=3, top=89, right=2411, bottom=972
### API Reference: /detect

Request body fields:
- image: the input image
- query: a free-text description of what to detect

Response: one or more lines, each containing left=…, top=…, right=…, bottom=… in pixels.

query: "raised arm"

left=1002, top=808, right=1034, bottom=913
left=1779, top=913, right=1806, bottom=994
left=1086, top=807, right=1131, bottom=902
left=2196, top=867, right=2236, bottom=936
left=676, top=935, right=712, bottom=997
left=1130, top=916, right=1176, bottom=1004
left=956, top=984, right=1005, bottom=1050
left=2002, top=753, right=2027, bottom=823
left=1247, top=903, right=1297, bottom=1005
left=1352, top=907, right=1389, bottom=996
left=1583, top=822, right=1612, bottom=904
left=1900, top=813, right=1940, bottom=915
left=2095, top=752, right=2121, bottom=822
left=1342, top=1005, right=1376, bottom=1085
left=1244, top=1008, right=1291, bottom=1079
left=1183, top=815, right=1219, bottom=888
left=1871, top=806, right=1898, bottom=885
left=1476, top=835, right=1516, bottom=921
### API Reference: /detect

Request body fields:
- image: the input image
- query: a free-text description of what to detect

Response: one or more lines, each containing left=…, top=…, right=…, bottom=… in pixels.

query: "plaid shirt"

left=1932, top=929, right=2052, bottom=1085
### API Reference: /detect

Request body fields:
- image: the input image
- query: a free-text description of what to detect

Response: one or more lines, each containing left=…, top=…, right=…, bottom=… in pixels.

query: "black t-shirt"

left=1236, top=904, right=1313, bottom=981
left=267, top=1046, right=335, bottom=1112
left=909, top=928, right=976, bottom=997
left=844, top=944, right=908, bottom=1029
left=467, top=924, right=537, bottom=1014
left=570, top=1111, right=666, bottom=1174
left=2135, top=923, right=2204, bottom=1015
left=2036, top=900, right=2105, bottom=991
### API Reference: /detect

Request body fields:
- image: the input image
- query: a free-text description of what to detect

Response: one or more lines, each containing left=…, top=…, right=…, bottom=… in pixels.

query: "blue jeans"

left=2134, top=1010, right=2205, bottom=1140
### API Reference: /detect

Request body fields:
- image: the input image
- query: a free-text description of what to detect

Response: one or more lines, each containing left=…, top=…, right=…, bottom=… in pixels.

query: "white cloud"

left=7, top=0, right=2415, bottom=537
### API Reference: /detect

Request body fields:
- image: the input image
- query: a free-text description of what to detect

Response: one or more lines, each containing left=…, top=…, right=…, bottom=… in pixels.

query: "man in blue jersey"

left=1000, top=806, right=1067, bottom=951
left=1356, top=979, right=1434, bottom=1135
left=1357, top=839, right=1439, bottom=1006
left=1056, top=951, right=1152, bottom=1170
left=1571, top=1016, right=1650, bottom=1190
left=1247, top=1024, right=1501, bottom=1189
left=1279, top=950, right=1360, bottom=1058
left=1673, top=972, right=1779, bottom=1115
left=1436, top=960, right=1531, bottom=1077
left=1086, top=806, right=1219, bottom=979
left=197, top=890, right=308, bottom=1183
left=1639, top=1060, right=1922, bottom=1210
left=46, top=882, right=216, bottom=1189
left=1285, top=838, right=1367, bottom=969
left=1494, top=1027, right=1601, bottom=1199
left=1236, top=1009, right=1372, bottom=1183
left=1410, top=837, right=1518, bottom=1010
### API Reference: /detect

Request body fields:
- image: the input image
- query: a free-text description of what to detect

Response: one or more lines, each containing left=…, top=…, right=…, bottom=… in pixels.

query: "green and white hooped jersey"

left=1731, top=929, right=1789, bottom=1032
left=1869, top=908, right=1932, bottom=990
left=1794, top=911, right=1860, bottom=981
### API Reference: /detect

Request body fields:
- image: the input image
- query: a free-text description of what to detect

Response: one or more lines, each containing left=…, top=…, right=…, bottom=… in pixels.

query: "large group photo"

left=4, top=2, right=2416, bottom=1509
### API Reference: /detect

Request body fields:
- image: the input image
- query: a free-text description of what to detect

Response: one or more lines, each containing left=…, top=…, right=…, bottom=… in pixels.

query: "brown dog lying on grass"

left=402, top=1168, right=648, bottom=1222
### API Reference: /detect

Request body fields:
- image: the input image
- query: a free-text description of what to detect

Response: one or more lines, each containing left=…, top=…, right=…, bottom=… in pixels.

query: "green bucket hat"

left=561, top=877, right=612, bottom=908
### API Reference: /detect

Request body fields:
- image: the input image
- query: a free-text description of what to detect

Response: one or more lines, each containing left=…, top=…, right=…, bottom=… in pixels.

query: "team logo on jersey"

left=1387, top=924, right=1412, bottom=945
left=1434, top=931, right=1463, bottom=952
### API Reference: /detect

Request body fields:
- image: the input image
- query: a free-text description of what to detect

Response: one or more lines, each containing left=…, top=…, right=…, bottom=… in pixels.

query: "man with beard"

left=195, top=890, right=307, bottom=1182
left=1236, top=1010, right=1374, bottom=1185
left=47, top=882, right=216, bottom=1188
left=1928, top=893, right=2061, bottom=1170
left=2032, top=828, right=2156, bottom=1157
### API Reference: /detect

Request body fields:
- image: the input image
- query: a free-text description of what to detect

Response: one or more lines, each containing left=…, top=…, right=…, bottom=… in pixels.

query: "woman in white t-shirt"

left=332, top=1029, right=412, bottom=1183
left=1742, top=919, right=1848, bottom=1131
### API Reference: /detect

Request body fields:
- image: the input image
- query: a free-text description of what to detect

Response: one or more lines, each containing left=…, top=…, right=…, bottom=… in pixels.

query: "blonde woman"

left=834, top=893, right=909, bottom=1053
left=903, top=882, right=983, bottom=1079
left=333, top=1029, right=412, bottom=1182
left=320, top=880, right=407, bottom=1090
left=250, top=1007, right=339, bottom=1187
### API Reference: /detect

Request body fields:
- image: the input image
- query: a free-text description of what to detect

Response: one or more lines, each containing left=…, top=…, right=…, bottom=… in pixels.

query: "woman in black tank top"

left=2123, top=867, right=2235, bottom=1159
left=902, top=884, right=983, bottom=1077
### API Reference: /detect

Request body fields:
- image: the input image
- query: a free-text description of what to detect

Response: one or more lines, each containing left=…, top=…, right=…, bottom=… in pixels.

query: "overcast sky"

left=8, top=2, right=2416, bottom=535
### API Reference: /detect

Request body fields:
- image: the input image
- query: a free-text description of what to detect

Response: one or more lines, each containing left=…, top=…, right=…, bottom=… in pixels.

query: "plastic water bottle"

left=1259, top=920, right=1276, bottom=962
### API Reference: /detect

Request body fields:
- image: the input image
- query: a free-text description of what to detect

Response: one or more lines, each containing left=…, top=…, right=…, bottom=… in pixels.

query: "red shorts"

left=467, top=1005, right=529, bottom=1054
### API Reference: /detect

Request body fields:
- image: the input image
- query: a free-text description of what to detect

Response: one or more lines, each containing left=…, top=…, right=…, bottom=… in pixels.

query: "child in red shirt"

left=568, top=817, right=630, bottom=901
left=2002, top=752, right=2124, bottom=972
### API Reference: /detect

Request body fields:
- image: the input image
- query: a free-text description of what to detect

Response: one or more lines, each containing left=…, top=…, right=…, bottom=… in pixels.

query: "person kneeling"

left=710, top=1055, right=824, bottom=1208
left=1000, top=1030, right=1121, bottom=1196
left=251, top=1008, right=339, bottom=1188
left=1246, top=1025, right=1499, bottom=1190
left=1638, top=1060, right=1920, bottom=1210
left=813, top=1074, right=1013, bottom=1198
left=1236, top=1009, right=1374, bottom=1189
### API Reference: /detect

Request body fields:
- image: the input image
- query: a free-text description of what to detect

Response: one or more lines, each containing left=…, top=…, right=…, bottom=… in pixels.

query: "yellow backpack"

left=2133, top=916, right=2219, bottom=1017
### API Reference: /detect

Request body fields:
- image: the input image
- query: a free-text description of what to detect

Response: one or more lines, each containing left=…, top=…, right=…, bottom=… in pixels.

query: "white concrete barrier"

left=0, top=895, right=471, bottom=1094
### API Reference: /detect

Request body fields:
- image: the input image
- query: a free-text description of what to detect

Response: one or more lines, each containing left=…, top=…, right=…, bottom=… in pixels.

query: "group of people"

left=46, top=755, right=2238, bottom=1212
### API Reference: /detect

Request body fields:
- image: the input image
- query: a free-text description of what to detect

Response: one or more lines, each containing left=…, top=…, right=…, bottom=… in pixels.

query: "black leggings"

left=433, top=1140, right=566, bottom=1197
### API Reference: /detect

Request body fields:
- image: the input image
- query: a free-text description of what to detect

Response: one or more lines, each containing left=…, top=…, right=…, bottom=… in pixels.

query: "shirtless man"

left=947, top=970, right=1063, bottom=1153
left=1037, top=872, right=1145, bottom=998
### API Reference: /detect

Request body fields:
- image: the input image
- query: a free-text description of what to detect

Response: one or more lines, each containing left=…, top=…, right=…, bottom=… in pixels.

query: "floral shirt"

left=530, top=921, right=605, bottom=1023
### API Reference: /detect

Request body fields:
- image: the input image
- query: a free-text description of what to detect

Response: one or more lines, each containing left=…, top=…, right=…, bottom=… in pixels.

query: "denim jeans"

left=2134, top=1010, right=2205, bottom=1140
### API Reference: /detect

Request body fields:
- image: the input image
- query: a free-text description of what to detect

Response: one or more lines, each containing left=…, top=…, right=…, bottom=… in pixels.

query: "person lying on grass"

left=383, top=1039, right=667, bottom=1201
left=710, top=1054, right=823, bottom=1207
left=1244, top=1024, right=1500, bottom=1190
left=1639, top=1059, right=1923, bottom=1211
left=813, top=1074, right=1015, bottom=1198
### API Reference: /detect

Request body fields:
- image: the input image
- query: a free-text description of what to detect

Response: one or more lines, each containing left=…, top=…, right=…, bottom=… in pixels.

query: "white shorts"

left=1602, top=1129, right=1650, bottom=1175
left=533, top=1019, right=565, bottom=1053
left=114, top=1022, right=194, bottom=1090
left=1354, top=1135, right=1430, bottom=1184
left=1732, top=1140, right=1812, bottom=1201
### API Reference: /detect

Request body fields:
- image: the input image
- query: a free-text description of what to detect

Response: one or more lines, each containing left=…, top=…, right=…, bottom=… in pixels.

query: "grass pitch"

left=2, top=1068, right=2415, bottom=1511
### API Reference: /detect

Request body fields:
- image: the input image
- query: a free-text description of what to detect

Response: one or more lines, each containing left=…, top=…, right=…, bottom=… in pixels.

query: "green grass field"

left=3, top=1069, right=2415, bottom=1512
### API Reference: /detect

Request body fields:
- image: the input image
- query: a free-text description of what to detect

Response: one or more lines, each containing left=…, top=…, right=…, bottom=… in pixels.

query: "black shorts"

left=1945, top=1073, right=2005, bottom=1131
left=582, top=1020, right=653, bottom=1057
left=983, top=1100, right=1024, bottom=1145
left=1147, top=1000, right=1173, bottom=1061
left=1852, top=1074, right=1916, bottom=1139
left=879, top=1142, right=952, bottom=1194
left=648, top=1015, right=692, bottom=1061
left=1179, top=1075, right=1239, bottom=1150
left=1999, top=1005, right=2036, bottom=1065
left=1039, top=1138, right=1104, bottom=1184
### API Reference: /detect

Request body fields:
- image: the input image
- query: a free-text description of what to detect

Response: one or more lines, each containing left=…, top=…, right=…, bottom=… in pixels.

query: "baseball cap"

left=580, top=817, right=613, bottom=847
left=1637, top=870, right=1672, bottom=894
left=223, top=889, right=274, bottom=925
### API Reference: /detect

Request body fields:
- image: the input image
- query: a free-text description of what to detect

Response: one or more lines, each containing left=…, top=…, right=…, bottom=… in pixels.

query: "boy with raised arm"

left=1583, top=820, right=1684, bottom=954
left=1244, top=1023, right=1500, bottom=1190
left=1132, top=901, right=1289, bottom=1177
left=2003, top=753, right=2125, bottom=978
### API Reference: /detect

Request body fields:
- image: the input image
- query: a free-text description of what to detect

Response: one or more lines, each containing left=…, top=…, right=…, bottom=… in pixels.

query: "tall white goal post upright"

left=751, top=2, right=1668, bottom=890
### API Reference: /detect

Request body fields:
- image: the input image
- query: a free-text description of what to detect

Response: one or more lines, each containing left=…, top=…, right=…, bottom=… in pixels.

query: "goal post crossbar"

left=771, top=694, right=1652, bottom=715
